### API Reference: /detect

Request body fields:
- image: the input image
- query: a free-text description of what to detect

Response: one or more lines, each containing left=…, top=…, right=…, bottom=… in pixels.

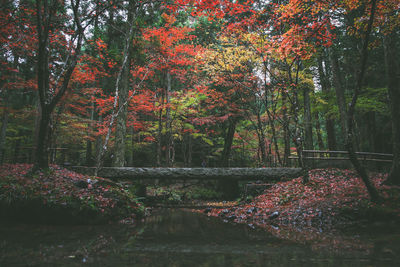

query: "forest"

left=0, top=0, right=399, bottom=177
left=1, top=0, right=400, bottom=265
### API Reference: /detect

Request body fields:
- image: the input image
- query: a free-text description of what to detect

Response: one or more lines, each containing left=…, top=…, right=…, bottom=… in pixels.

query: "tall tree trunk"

left=264, top=67, right=282, bottom=166
left=0, top=92, right=9, bottom=164
left=288, top=62, right=308, bottom=183
left=317, top=55, right=337, bottom=151
left=265, top=94, right=282, bottom=166
left=113, top=1, right=136, bottom=167
left=267, top=112, right=282, bottom=166
left=221, top=116, right=237, bottom=167
left=127, top=127, right=134, bottom=166
left=303, top=84, right=314, bottom=171
left=346, top=0, right=381, bottom=202
left=256, top=111, right=267, bottom=165
left=219, top=116, right=239, bottom=199
left=383, top=31, right=400, bottom=185
left=36, top=106, right=51, bottom=169
left=330, top=49, right=347, bottom=144
left=271, top=123, right=282, bottom=166
left=267, top=143, right=273, bottom=166
left=94, top=3, right=136, bottom=175
left=303, top=86, right=313, bottom=150
left=48, top=104, right=64, bottom=165
left=165, top=71, right=172, bottom=166
left=281, top=90, right=291, bottom=166
left=325, top=118, right=337, bottom=151
left=31, top=99, right=41, bottom=163
left=86, top=4, right=99, bottom=167
left=315, top=113, right=325, bottom=150
left=112, top=54, right=130, bottom=167
left=34, top=0, right=84, bottom=171
left=34, top=1, right=52, bottom=170
left=157, top=99, right=163, bottom=166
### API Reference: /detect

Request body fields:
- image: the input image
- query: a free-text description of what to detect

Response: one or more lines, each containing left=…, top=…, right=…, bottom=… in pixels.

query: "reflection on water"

left=1, top=209, right=399, bottom=266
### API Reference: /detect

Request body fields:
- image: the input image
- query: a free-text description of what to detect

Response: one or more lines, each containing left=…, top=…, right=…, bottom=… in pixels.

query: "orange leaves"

left=132, top=66, right=154, bottom=80
left=273, top=1, right=337, bottom=59
left=142, top=26, right=198, bottom=74
left=161, top=13, right=177, bottom=25
left=164, top=0, right=255, bottom=22
left=95, top=38, right=107, bottom=51
left=277, top=25, right=316, bottom=61
left=143, top=26, right=195, bottom=48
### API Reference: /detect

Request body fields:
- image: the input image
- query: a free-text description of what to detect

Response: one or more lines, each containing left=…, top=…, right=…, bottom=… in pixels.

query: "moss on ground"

left=0, top=164, right=144, bottom=224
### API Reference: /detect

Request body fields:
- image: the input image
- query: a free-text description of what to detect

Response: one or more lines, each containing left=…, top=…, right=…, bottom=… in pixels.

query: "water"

left=1, top=209, right=399, bottom=266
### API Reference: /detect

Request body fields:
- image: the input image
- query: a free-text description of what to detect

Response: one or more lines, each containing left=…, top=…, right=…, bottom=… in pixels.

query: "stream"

left=1, top=209, right=400, bottom=266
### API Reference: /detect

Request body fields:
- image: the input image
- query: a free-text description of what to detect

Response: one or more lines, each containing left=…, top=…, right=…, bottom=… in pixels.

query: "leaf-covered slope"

left=208, top=169, right=400, bottom=230
left=0, top=164, right=143, bottom=224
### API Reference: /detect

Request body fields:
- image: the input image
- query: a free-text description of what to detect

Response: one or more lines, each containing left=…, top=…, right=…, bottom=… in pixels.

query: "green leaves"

left=357, top=87, right=388, bottom=115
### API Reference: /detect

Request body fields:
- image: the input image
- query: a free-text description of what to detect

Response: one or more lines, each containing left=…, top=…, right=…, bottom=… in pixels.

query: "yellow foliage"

left=199, top=33, right=261, bottom=81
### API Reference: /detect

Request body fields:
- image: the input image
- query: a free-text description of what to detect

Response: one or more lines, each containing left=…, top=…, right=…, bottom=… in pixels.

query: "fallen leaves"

left=0, top=164, right=143, bottom=223
left=201, top=168, right=400, bottom=250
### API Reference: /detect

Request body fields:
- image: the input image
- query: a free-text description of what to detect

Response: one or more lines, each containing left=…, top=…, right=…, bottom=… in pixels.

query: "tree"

left=33, top=0, right=90, bottom=170
left=345, top=0, right=382, bottom=202
left=112, top=0, right=139, bottom=167
left=383, top=32, right=400, bottom=185
left=0, top=0, right=396, bottom=197
left=379, top=1, right=400, bottom=185
left=142, top=15, right=201, bottom=166
left=0, top=1, right=37, bottom=164
left=316, top=52, right=337, bottom=151
left=94, top=14, right=147, bottom=174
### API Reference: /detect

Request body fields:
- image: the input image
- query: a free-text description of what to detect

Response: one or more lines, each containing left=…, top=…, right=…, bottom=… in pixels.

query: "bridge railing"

left=289, top=150, right=393, bottom=169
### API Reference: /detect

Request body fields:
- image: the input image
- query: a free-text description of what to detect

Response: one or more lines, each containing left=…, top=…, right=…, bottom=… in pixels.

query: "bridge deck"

left=71, top=167, right=303, bottom=181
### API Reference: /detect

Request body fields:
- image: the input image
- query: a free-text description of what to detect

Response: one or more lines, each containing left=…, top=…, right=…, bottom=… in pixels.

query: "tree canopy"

left=1, top=0, right=399, bottom=193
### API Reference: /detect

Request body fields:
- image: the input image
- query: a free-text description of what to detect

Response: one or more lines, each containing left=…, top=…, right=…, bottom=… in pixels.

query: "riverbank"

left=0, top=164, right=144, bottom=224
left=2, top=164, right=399, bottom=232
left=203, top=168, right=400, bottom=248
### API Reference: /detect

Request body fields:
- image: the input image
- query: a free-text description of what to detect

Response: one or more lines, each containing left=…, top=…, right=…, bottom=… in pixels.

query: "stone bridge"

left=71, top=167, right=303, bottom=181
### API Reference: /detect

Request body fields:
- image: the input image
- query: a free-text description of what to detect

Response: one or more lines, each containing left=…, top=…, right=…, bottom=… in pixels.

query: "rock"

left=270, top=224, right=279, bottom=230
left=269, top=211, right=279, bottom=220
left=247, top=207, right=257, bottom=214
